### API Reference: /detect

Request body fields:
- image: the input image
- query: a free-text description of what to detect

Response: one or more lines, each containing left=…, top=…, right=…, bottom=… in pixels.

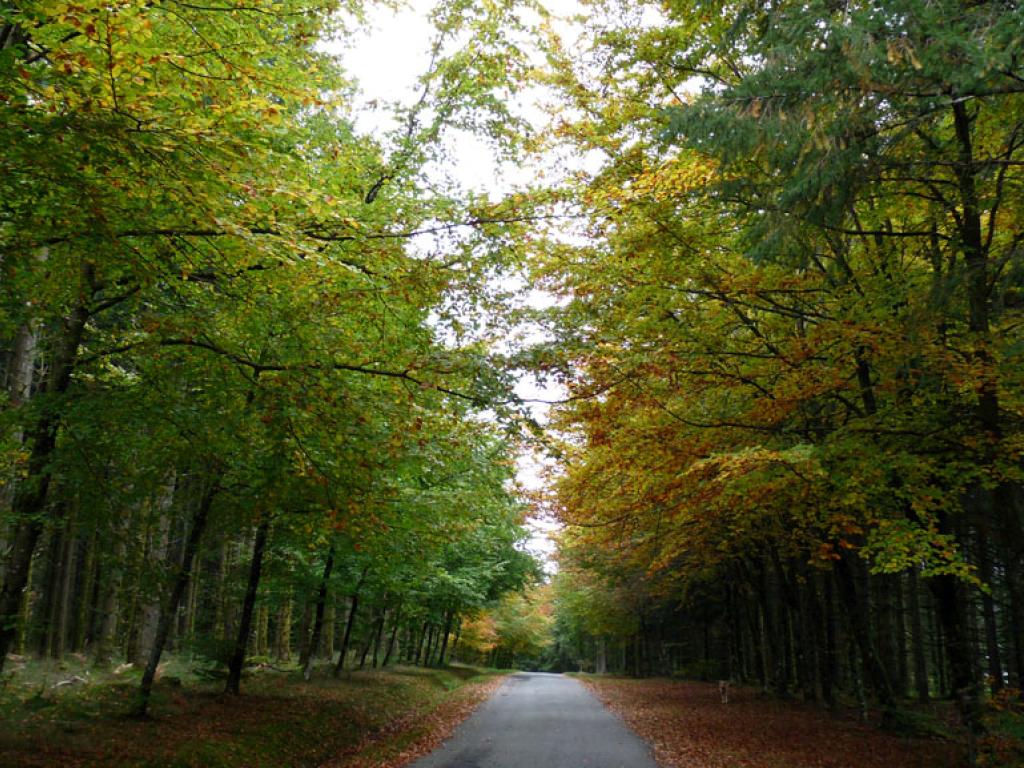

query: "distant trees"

left=458, top=586, right=553, bottom=669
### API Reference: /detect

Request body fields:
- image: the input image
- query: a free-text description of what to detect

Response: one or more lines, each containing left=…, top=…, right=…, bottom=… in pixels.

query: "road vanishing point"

left=411, top=672, right=658, bottom=768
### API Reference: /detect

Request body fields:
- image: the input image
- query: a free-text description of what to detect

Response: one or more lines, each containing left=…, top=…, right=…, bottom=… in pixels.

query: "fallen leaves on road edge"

left=325, top=673, right=507, bottom=768
left=579, top=677, right=964, bottom=768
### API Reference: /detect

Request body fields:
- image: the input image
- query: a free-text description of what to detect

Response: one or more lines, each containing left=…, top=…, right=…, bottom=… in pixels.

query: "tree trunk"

left=54, top=518, right=76, bottom=658
left=0, top=286, right=90, bottom=671
left=226, top=519, right=270, bottom=695
left=451, top=622, right=462, bottom=664
left=834, top=555, right=894, bottom=707
left=414, top=621, right=428, bottom=665
left=975, top=524, right=1004, bottom=692
left=320, top=600, right=335, bottom=660
left=255, top=603, right=269, bottom=656
left=333, top=568, right=368, bottom=677
left=94, top=523, right=127, bottom=667
left=382, top=603, right=402, bottom=667
left=302, top=546, right=335, bottom=680
left=893, top=573, right=909, bottom=697
left=436, top=610, right=453, bottom=668
left=136, top=482, right=218, bottom=716
left=134, top=476, right=175, bottom=665
left=358, top=610, right=376, bottom=670
left=75, top=530, right=98, bottom=652
left=930, top=570, right=982, bottom=761
left=423, top=624, right=436, bottom=668
left=907, top=567, right=930, bottom=702
left=274, top=599, right=293, bottom=661
left=371, top=607, right=387, bottom=668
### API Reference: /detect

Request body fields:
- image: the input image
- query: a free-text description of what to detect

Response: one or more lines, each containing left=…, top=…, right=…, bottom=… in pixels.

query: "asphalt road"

left=410, top=672, right=658, bottom=768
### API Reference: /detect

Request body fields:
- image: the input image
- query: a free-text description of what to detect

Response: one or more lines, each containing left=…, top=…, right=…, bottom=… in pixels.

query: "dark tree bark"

left=0, top=290, right=90, bottom=671
left=907, top=567, right=930, bottom=703
left=136, top=482, right=218, bottom=716
left=333, top=567, right=368, bottom=677
left=302, top=545, right=335, bottom=680
left=930, top=570, right=982, bottom=761
left=833, top=555, right=894, bottom=708
left=436, top=610, right=454, bottom=667
left=382, top=602, right=402, bottom=667
left=414, top=621, right=428, bottom=666
left=422, top=624, right=436, bottom=668
left=226, top=518, right=270, bottom=695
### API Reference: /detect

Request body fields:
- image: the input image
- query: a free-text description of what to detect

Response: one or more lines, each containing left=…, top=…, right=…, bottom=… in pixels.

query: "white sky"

left=329, top=0, right=586, bottom=568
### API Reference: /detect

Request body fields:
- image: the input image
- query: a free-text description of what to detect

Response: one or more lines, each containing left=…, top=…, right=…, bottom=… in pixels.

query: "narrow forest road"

left=410, top=672, right=658, bottom=768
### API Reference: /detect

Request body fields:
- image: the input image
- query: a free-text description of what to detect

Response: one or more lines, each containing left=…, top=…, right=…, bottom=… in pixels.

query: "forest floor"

left=0, top=657, right=505, bottom=767
left=580, top=676, right=968, bottom=768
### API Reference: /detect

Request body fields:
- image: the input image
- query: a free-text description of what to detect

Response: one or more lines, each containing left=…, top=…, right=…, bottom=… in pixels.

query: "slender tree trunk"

left=821, top=573, right=837, bottom=708
left=451, top=621, right=462, bottom=664
left=183, top=547, right=200, bottom=653
left=94, top=523, right=127, bottom=666
left=894, top=573, right=909, bottom=697
left=302, top=546, right=335, bottom=680
left=274, top=599, right=293, bottom=661
left=951, top=97, right=999, bottom=750
left=75, top=531, right=98, bottom=652
left=0, top=289, right=41, bottom=546
left=55, top=518, right=76, bottom=658
left=41, top=526, right=63, bottom=658
left=907, top=567, right=930, bottom=703
left=358, top=610, right=376, bottom=670
left=134, top=476, right=175, bottom=665
left=930, top=570, right=982, bottom=761
left=834, top=555, right=894, bottom=707
left=255, top=604, right=269, bottom=656
left=320, top=600, right=335, bottom=660
left=16, top=556, right=34, bottom=655
left=414, top=621, right=428, bottom=665
left=136, top=482, right=218, bottom=716
left=423, top=624, right=436, bottom=668
left=333, top=568, right=368, bottom=677
left=876, top=573, right=899, bottom=696
left=975, top=525, right=1003, bottom=692
left=382, top=603, right=402, bottom=667
left=226, top=518, right=270, bottom=694
left=436, top=610, right=453, bottom=667
left=371, top=608, right=387, bottom=668
left=0, top=285, right=90, bottom=671
left=996, top=484, right=1024, bottom=689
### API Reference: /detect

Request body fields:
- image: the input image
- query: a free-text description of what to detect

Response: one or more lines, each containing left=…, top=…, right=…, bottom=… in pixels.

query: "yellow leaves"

left=814, top=542, right=841, bottom=562
left=885, top=37, right=923, bottom=70
left=583, top=153, right=718, bottom=214
left=630, top=155, right=717, bottom=201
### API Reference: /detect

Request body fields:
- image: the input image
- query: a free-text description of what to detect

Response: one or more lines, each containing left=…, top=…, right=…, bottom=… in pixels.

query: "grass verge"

left=0, top=658, right=505, bottom=767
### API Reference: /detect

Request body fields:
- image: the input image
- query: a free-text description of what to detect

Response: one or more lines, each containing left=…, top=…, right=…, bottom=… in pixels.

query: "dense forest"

left=2, top=0, right=1023, bottom=765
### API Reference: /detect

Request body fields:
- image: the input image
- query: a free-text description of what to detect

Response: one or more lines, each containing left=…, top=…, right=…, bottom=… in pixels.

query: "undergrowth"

left=0, top=655, right=501, bottom=767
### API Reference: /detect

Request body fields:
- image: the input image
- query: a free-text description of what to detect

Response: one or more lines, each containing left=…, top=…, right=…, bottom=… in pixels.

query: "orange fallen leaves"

left=581, top=678, right=964, bottom=768
left=334, top=674, right=506, bottom=768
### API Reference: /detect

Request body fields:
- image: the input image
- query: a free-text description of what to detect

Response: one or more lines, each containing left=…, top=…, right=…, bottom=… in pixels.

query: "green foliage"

left=0, top=0, right=543, bottom=718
